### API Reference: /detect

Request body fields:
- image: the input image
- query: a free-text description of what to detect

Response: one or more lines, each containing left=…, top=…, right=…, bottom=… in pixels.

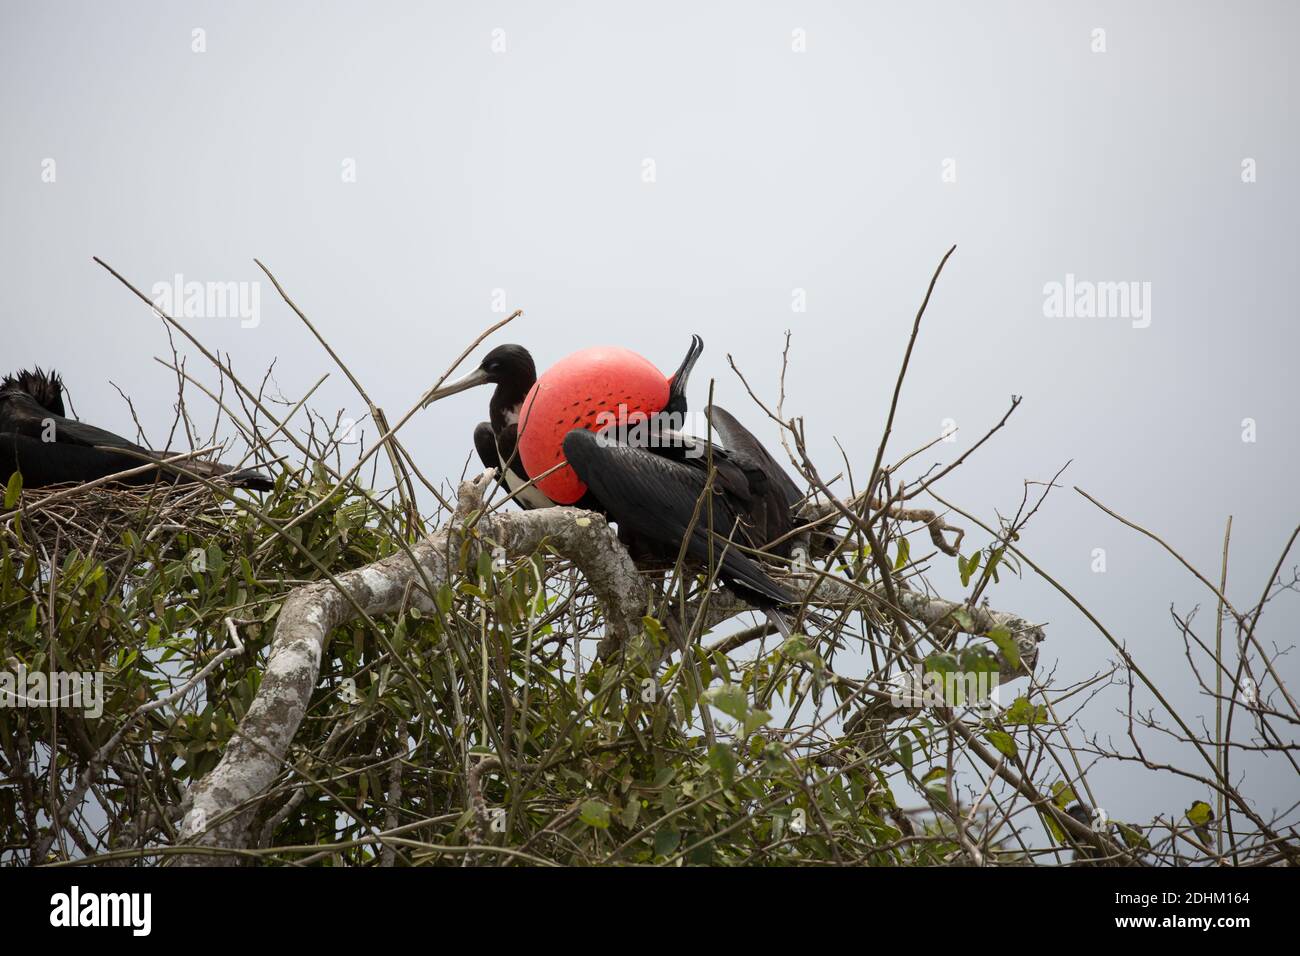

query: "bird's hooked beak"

left=667, top=334, right=704, bottom=398
left=420, top=366, right=491, bottom=408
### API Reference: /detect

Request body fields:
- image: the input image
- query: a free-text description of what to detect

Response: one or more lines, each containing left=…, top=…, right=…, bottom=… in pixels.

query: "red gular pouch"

left=517, top=346, right=671, bottom=505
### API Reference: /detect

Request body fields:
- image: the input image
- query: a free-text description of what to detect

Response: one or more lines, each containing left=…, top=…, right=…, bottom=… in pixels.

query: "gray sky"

left=3, top=1, right=1296, bottom=828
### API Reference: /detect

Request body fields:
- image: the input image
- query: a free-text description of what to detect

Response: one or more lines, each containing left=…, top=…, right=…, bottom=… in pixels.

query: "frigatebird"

left=0, top=368, right=274, bottom=491
left=423, top=336, right=703, bottom=511
left=423, top=337, right=812, bottom=612
left=421, top=344, right=554, bottom=509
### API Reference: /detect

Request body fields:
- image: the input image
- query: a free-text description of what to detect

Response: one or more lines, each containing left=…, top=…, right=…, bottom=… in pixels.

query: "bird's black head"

left=422, top=344, right=536, bottom=410
left=478, top=344, right=536, bottom=389
left=2, top=367, right=66, bottom=416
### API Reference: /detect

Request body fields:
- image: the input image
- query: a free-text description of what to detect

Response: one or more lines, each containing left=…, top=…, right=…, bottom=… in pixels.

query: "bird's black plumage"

left=446, top=338, right=706, bottom=513
left=700, top=404, right=800, bottom=556
left=434, top=337, right=806, bottom=609
left=480, top=344, right=537, bottom=435
left=562, top=427, right=794, bottom=607
left=1065, top=803, right=1101, bottom=863
left=702, top=404, right=836, bottom=558
left=0, top=368, right=274, bottom=491
left=449, top=345, right=552, bottom=509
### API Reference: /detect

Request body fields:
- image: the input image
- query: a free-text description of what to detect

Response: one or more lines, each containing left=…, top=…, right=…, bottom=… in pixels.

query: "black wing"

left=0, top=390, right=273, bottom=491
left=475, top=421, right=553, bottom=510
left=0, top=431, right=152, bottom=488
left=0, top=390, right=150, bottom=453
left=563, top=428, right=792, bottom=606
left=703, top=405, right=803, bottom=555
left=473, top=421, right=500, bottom=471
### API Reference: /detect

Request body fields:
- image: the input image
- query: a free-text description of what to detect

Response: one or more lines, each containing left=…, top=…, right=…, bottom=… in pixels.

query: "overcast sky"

left=3, top=1, right=1296, bottom=830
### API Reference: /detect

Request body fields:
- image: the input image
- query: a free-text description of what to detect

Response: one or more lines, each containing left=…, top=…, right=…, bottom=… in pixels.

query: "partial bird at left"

left=0, top=368, right=274, bottom=491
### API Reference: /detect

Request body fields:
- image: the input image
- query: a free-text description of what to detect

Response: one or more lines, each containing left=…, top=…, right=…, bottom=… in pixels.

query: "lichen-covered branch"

left=176, top=472, right=1047, bottom=864
left=176, top=472, right=645, bottom=864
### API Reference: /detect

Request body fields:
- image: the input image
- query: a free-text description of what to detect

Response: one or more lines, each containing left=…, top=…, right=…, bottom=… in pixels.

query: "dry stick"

left=275, top=308, right=524, bottom=540
left=154, top=357, right=325, bottom=476
left=928, top=488, right=1295, bottom=859
left=379, top=719, right=409, bottom=867
left=1076, top=487, right=1299, bottom=721
left=92, top=258, right=483, bottom=718
left=893, top=396, right=1021, bottom=508
left=865, top=244, right=956, bottom=506
left=724, top=354, right=972, bottom=559
left=795, top=428, right=913, bottom=652
left=94, top=257, right=364, bottom=504
left=1223, top=519, right=1300, bottom=861
left=255, top=259, right=420, bottom=535
left=92, top=255, right=455, bottom=521
left=1216, top=515, right=1232, bottom=858
left=95, top=257, right=297, bottom=441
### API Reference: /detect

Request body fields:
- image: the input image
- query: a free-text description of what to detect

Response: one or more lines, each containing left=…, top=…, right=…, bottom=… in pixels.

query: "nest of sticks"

left=0, top=479, right=245, bottom=571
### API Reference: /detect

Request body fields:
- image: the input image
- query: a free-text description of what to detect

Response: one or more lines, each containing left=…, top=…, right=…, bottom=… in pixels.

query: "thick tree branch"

left=176, top=472, right=1046, bottom=864
left=176, top=472, right=645, bottom=864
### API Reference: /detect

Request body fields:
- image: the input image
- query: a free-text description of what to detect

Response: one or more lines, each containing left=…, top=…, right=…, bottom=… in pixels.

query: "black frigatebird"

left=0, top=368, right=275, bottom=491
left=423, top=336, right=703, bottom=511
left=423, top=336, right=809, bottom=618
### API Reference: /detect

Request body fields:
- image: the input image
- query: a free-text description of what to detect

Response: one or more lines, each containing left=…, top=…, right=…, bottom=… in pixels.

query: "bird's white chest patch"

left=505, top=467, right=555, bottom=509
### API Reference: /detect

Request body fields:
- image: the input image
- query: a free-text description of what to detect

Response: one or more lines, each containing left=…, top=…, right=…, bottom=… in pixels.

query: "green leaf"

left=712, top=651, right=732, bottom=686
left=985, top=625, right=1020, bottom=671
left=1042, top=811, right=1065, bottom=842
left=653, top=827, right=681, bottom=857
left=894, top=536, right=911, bottom=570
left=620, top=799, right=641, bottom=829
left=642, top=616, right=668, bottom=649
left=985, top=547, right=1004, bottom=583
left=985, top=730, right=1017, bottom=758
left=708, top=743, right=737, bottom=786
left=579, top=799, right=610, bottom=829
left=1186, top=800, right=1213, bottom=827
left=4, top=471, right=22, bottom=509
left=1004, top=696, right=1048, bottom=726
left=743, top=708, right=772, bottom=736
left=1117, top=822, right=1150, bottom=850
left=703, top=684, right=749, bottom=723
left=434, top=584, right=454, bottom=615
left=896, top=737, right=914, bottom=773
left=1050, top=781, right=1077, bottom=809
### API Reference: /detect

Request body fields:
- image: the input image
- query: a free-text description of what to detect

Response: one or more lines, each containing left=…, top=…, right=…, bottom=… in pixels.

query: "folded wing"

left=562, top=428, right=792, bottom=606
